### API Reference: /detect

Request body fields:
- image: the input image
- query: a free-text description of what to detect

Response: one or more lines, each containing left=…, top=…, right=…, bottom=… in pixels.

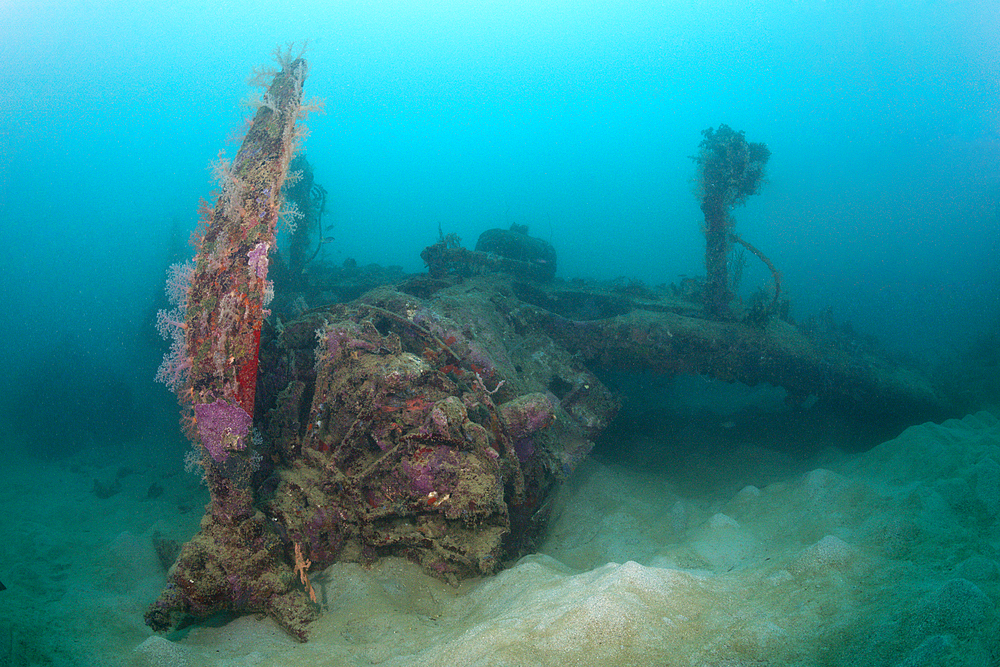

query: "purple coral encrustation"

left=323, top=325, right=379, bottom=358
left=402, top=445, right=459, bottom=497
left=513, top=437, right=536, bottom=462
left=194, top=399, right=253, bottom=463
left=499, top=393, right=555, bottom=439
left=247, top=242, right=270, bottom=279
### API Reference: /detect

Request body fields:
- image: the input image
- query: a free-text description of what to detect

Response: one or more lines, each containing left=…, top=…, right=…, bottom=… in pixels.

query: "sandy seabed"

left=2, top=411, right=999, bottom=666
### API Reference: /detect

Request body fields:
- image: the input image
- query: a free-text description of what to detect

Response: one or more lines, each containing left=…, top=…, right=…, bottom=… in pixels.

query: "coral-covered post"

left=692, top=125, right=770, bottom=319
left=146, top=47, right=319, bottom=640
left=184, top=51, right=307, bottom=513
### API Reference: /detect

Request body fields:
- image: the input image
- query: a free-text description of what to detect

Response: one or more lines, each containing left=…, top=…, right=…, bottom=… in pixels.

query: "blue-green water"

left=3, top=1, right=997, bottom=382
left=1, top=3, right=999, bottom=663
left=1, top=2, right=996, bottom=445
left=4, top=0, right=997, bottom=448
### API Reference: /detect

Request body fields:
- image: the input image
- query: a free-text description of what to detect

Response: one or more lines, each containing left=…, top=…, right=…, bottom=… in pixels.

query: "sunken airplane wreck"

left=146, top=52, right=946, bottom=640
